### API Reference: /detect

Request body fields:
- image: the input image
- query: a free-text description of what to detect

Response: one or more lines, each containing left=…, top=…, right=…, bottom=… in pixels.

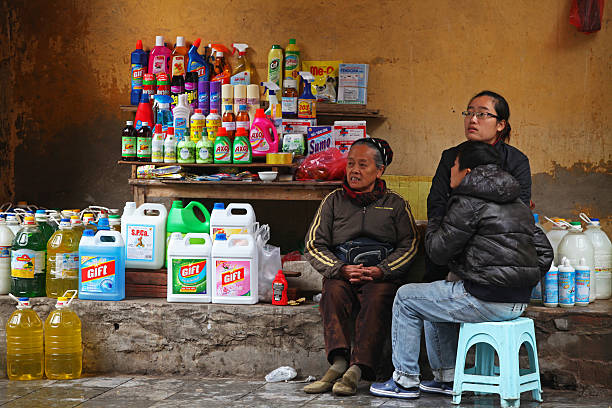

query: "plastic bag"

left=265, top=366, right=297, bottom=382
left=570, top=0, right=604, bottom=33
left=256, top=224, right=282, bottom=302
left=295, top=147, right=347, bottom=181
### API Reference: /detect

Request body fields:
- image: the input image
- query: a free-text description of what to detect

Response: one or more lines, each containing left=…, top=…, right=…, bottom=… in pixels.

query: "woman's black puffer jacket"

left=425, top=164, right=553, bottom=289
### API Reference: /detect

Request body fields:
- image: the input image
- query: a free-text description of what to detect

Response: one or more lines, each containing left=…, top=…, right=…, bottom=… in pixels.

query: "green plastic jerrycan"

left=165, top=201, right=211, bottom=267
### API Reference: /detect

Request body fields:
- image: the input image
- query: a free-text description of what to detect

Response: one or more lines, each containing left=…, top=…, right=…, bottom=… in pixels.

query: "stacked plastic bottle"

left=5, top=295, right=44, bottom=380
left=44, top=291, right=82, bottom=379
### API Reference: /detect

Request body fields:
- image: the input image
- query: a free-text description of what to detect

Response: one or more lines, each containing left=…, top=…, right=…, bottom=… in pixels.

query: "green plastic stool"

left=452, top=317, right=542, bottom=408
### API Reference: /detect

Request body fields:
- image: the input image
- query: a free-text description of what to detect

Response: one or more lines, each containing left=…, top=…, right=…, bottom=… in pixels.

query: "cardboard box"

left=306, top=126, right=334, bottom=156
left=282, top=118, right=317, bottom=135
left=333, top=121, right=367, bottom=154
left=337, top=64, right=369, bottom=105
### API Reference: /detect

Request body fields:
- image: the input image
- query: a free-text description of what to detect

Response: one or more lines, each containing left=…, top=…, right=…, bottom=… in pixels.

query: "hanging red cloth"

left=569, top=0, right=605, bottom=33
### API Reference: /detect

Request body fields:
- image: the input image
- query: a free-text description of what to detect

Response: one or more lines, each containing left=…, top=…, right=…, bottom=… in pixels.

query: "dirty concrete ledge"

left=0, top=296, right=328, bottom=380
left=0, top=296, right=610, bottom=394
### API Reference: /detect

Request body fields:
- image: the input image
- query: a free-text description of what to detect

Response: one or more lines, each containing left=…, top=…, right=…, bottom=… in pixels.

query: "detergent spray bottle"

left=261, top=82, right=282, bottom=135
left=231, top=43, right=254, bottom=85
left=187, top=38, right=212, bottom=81
left=130, top=40, right=147, bottom=105
left=298, top=71, right=316, bottom=119
left=209, top=44, right=232, bottom=84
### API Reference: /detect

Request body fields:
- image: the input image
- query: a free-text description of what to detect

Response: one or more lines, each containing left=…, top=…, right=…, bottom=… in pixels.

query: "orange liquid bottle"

left=222, top=105, right=236, bottom=141
left=171, top=36, right=188, bottom=79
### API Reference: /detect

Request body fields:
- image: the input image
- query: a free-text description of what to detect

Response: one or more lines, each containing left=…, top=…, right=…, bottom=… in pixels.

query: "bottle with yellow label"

left=46, top=219, right=80, bottom=298
left=6, top=295, right=44, bottom=380
left=267, top=45, right=283, bottom=101
left=11, top=216, right=46, bottom=298
left=298, top=71, right=316, bottom=119
left=44, top=291, right=82, bottom=379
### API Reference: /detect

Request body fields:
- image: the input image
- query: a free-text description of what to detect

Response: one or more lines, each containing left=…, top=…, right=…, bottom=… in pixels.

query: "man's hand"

left=341, top=265, right=383, bottom=284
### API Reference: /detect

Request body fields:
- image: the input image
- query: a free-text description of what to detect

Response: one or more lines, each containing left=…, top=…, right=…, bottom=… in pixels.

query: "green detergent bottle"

left=213, top=127, right=232, bottom=164
left=165, top=201, right=211, bottom=267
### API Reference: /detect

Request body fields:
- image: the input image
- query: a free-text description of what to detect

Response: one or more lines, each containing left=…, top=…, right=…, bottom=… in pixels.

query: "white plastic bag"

left=256, top=224, right=282, bottom=302
left=265, top=366, right=297, bottom=382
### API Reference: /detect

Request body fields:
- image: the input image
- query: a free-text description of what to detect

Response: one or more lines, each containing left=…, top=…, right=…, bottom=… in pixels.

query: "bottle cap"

left=23, top=216, right=35, bottom=224
left=211, top=109, right=218, bottom=114
left=136, top=40, right=143, bottom=50
left=224, top=105, right=233, bottom=111
left=155, top=36, right=164, bottom=47
left=83, top=230, right=95, bottom=237
left=216, top=127, right=228, bottom=137
left=154, top=124, right=163, bottom=133
left=213, top=203, right=225, bottom=210
left=193, top=38, right=201, bottom=48
left=235, top=128, right=248, bottom=137
left=239, top=105, right=247, bottom=111
left=289, top=39, right=296, bottom=44
left=97, top=218, right=110, bottom=230
left=216, top=233, right=227, bottom=240
left=36, top=210, right=45, bottom=214
left=176, top=36, right=185, bottom=47
left=272, top=45, right=281, bottom=49
left=255, top=108, right=265, bottom=118
left=195, top=109, right=202, bottom=114
left=533, top=213, right=539, bottom=223
left=126, top=121, right=134, bottom=125
left=109, top=214, right=120, bottom=219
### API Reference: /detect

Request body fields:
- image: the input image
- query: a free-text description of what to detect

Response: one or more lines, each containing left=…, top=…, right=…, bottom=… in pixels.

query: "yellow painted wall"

left=1, top=0, right=610, bottom=227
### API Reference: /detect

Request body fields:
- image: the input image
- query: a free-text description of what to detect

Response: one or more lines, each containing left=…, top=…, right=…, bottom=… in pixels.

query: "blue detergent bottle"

left=131, top=40, right=148, bottom=105
left=78, top=218, right=126, bottom=301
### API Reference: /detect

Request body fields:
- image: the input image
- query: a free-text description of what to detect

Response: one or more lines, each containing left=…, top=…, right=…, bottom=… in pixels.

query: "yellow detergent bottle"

left=44, top=290, right=82, bottom=380
left=6, top=294, right=44, bottom=380
left=46, top=218, right=80, bottom=298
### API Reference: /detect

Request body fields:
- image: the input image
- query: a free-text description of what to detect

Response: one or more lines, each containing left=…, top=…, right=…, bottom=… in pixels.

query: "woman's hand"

left=341, top=265, right=383, bottom=283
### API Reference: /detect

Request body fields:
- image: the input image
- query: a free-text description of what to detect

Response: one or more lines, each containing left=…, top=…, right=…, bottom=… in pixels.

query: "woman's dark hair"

left=456, top=141, right=501, bottom=170
left=350, top=139, right=385, bottom=169
left=469, top=90, right=512, bottom=143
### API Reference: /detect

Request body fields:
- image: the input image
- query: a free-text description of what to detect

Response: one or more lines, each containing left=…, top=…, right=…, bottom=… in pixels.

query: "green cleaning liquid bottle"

left=11, top=216, right=46, bottom=297
left=196, top=128, right=214, bottom=163
left=166, top=201, right=211, bottom=267
left=213, top=127, right=232, bottom=164
left=233, top=128, right=252, bottom=164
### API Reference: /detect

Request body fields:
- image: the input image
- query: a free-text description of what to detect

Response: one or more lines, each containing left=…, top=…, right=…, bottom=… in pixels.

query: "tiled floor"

left=0, top=376, right=609, bottom=407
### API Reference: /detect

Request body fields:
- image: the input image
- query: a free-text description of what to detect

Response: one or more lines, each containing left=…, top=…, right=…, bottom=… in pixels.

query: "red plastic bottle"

left=272, top=270, right=288, bottom=305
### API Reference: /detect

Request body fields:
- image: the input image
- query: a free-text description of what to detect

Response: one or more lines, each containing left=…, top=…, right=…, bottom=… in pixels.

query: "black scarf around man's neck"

left=342, top=178, right=387, bottom=207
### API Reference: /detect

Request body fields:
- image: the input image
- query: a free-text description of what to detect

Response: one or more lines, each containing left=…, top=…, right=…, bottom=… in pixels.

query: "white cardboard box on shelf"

left=337, top=64, right=369, bottom=105
left=333, top=121, right=367, bottom=154
left=281, top=118, right=317, bottom=135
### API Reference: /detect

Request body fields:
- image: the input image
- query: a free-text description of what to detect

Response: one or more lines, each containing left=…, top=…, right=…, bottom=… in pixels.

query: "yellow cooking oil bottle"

left=6, top=294, right=44, bottom=380
left=44, top=290, right=82, bottom=379
left=46, top=218, right=80, bottom=298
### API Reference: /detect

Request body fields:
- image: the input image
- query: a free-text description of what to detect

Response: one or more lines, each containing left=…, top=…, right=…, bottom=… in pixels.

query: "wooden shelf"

left=128, top=178, right=342, bottom=202
left=120, top=103, right=383, bottom=119
left=120, top=105, right=137, bottom=112
left=118, top=160, right=296, bottom=169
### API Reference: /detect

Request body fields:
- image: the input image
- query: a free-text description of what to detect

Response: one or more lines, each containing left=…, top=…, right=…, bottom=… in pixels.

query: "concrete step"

left=0, top=296, right=610, bottom=393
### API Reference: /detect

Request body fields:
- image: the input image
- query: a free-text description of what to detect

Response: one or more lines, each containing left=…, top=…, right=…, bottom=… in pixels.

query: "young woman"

left=425, top=90, right=532, bottom=282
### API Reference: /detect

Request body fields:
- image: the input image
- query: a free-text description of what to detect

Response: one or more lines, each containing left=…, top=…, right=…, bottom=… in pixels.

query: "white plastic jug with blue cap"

left=580, top=213, right=612, bottom=299
left=211, top=233, right=258, bottom=304
left=121, top=202, right=168, bottom=269
left=210, top=202, right=256, bottom=240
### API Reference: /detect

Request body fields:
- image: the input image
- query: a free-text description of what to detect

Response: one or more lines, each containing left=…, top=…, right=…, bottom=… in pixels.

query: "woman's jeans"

left=391, top=280, right=527, bottom=388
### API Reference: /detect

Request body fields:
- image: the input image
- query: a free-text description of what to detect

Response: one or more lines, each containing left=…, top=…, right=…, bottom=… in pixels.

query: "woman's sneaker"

left=418, top=380, right=454, bottom=395
left=369, top=378, right=419, bottom=399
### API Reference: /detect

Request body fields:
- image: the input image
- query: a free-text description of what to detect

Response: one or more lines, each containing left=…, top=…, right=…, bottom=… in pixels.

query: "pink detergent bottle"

left=148, top=36, right=172, bottom=76
left=249, top=109, right=279, bottom=158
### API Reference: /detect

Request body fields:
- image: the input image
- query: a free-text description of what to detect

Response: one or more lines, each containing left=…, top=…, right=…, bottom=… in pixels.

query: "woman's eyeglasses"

left=461, top=111, right=500, bottom=120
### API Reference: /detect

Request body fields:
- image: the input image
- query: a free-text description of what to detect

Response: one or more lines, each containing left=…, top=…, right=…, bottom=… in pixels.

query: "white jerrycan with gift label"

left=167, top=232, right=212, bottom=303
left=121, top=202, right=168, bottom=269
left=211, top=233, right=258, bottom=304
